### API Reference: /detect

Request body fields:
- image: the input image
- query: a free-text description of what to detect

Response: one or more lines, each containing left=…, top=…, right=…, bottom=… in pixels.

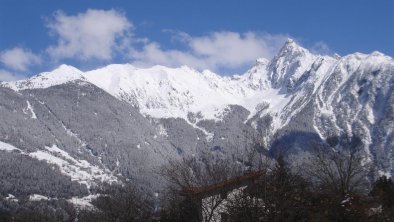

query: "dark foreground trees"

left=0, top=198, right=77, bottom=222
left=1, top=135, right=393, bottom=221
left=300, top=136, right=373, bottom=221
left=158, top=151, right=314, bottom=222
left=159, top=152, right=249, bottom=222
left=0, top=184, right=153, bottom=222
left=159, top=135, right=393, bottom=222
left=226, top=155, right=312, bottom=222
left=78, top=184, right=153, bottom=222
left=369, top=176, right=394, bottom=221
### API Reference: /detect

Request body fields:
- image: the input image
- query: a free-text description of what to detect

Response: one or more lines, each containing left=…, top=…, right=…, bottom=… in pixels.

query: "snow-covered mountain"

left=0, top=39, right=393, bottom=200
left=4, top=64, right=85, bottom=91
left=0, top=40, right=327, bottom=129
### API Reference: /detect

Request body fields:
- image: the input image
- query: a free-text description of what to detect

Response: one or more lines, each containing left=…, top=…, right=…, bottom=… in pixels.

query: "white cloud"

left=310, top=41, right=332, bottom=55
left=131, top=42, right=207, bottom=69
left=47, top=9, right=132, bottom=61
left=130, top=31, right=289, bottom=72
left=0, top=47, right=41, bottom=71
left=0, top=69, right=25, bottom=82
left=2, top=9, right=291, bottom=74
left=190, top=32, right=279, bottom=65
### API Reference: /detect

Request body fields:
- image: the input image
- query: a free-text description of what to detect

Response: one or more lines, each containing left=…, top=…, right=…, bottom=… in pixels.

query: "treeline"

left=0, top=136, right=393, bottom=221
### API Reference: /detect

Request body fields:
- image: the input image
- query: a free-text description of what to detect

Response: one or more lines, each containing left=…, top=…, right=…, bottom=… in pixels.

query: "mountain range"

left=0, top=39, right=393, bottom=204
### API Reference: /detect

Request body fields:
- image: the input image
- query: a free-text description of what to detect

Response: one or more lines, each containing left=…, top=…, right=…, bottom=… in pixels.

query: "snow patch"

left=28, top=145, right=119, bottom=188
left=205, top=133, right=214, bottom=142
left=157, top=124, right=168, bottom=137
left=0, top=142, right=119, bottom=188
left=366, top=106, right=375, bottom=124
left=29, top=194, right=49, bottom=201
left=68, top=194, right=99, bottom=209
left=5, top=194, right=18, bottom=202
left=23, top=101, right=37, bottom=119
left=378, top=170, right=391, bottom=178
left=0, top=141, right=22, bottom=152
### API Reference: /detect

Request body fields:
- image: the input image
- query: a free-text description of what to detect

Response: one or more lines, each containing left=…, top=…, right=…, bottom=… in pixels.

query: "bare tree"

left=160, top=151, right=249, bottom=222
left=79, top=184, right=153, bottom=222
left=302, top=135, right=372, bottom=221
left=305, top=136, right=370, bottom=197
left=225, top=154, right=311, bottom=222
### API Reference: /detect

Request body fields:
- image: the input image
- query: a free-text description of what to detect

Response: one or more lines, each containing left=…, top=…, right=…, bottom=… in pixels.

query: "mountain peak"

left=285, top=38, right=295, bottom=44
left=36, top=64, right=84, bottom=81
left=268, top=39, right=317, bottom=90
left=277, top=38, right=309, bottom=58
left=2, top=64, right=85, bottom=91
left=55, top=64, right=83, bottom=75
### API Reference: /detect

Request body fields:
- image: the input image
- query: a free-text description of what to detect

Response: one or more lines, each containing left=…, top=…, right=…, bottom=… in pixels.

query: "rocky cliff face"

left=0, top=39, right=393, bottom=200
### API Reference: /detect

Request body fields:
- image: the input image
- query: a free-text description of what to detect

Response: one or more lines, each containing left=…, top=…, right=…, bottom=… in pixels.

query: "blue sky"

left=0, top=0, right=393, bottom=80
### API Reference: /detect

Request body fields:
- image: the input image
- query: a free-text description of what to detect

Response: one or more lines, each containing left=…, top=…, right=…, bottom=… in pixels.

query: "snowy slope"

left=0, top=141, right=118, bottom=188
left=80, top=41, right=312, bottom=125
left=83, top=64, right=268, bottom=121
left=1, top=64, right=84, bottom=91
left=2, top=39, right=392, bottom=137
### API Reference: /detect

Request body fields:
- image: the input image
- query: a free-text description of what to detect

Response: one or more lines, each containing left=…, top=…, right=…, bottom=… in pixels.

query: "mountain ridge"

left=2, top=40, right=393, bottom=142
left=0, top=40, right=393, bottom=199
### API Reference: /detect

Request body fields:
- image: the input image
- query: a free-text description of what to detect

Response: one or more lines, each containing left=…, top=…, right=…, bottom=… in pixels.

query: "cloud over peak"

left=46, top=9, right=132, bottom=61
left=43, top=8, right=290, bottom=72
left=131, top=31, right=289, bottom=72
